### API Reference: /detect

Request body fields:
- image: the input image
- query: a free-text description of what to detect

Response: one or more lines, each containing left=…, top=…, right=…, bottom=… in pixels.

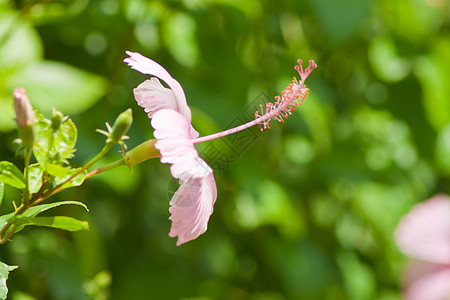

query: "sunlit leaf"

left=0, top=181, right=3, bottom=206
left=0, top=98, right=16, bottom=132
left=0, top=201, right=89, bottom=231
left=29, top=201, right=88, bottom=215
left=15, top=216, right=89, bottom=232
left=0, top=201, right=88, bottom=242
left=436, top=124, right=450, bottom=175
left=6, top=60, right=106, bottom=115
left=28, top=164, right=43, bottom=194
left=54, top=168, right=86, bottom=188
left=163, top=13, right=198, bottom=67
left=0, top=161, right=25, bottom=189
left=33, top=110, right=56, bottom=168
left=0, top=11, right=43, bottom=72
left=414, top=39, right=450, bottom=132
left=45, top=163, right=70, bottom=178
left=380, top=0, right=445, bottom=42
left=0, top=10, right=43, bottom=131
left=0, top=261, right=18, bottom=300
left=56, top=118, right=77, bottom=160
left=9, top=291, right=37, bottom=300
left=32, top=109, right=78, bottom=170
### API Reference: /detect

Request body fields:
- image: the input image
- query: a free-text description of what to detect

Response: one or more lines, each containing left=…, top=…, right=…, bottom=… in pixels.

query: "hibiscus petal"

left=395, top=194, right=450, bottom=264
left=169, top=173, right=217, bottom=246
left=152, top=109, right=208, bottom=181
left=124, top=51, right=192, bottom=122
left=133, top=78, right=179, bottom=119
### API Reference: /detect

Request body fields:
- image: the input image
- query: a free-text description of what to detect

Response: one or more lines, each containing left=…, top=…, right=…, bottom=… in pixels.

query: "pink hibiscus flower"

left=125, top=51, right=216, bottom=245
left=124, top=51, right=316, bottom=245
left=395, top=194, right=450, bottom=300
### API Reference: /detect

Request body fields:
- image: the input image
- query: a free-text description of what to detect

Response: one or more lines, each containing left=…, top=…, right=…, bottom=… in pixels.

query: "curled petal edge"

left=169, top=173, right=217, bottom=246
left=124, top=51, right=192, bottom=122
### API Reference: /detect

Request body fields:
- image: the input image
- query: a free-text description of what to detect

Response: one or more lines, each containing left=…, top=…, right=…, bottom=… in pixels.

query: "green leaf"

left=33, top=110, right=78, bottom=167
left=54, top=168, right=86, bottom=188
left=436, top=124, right=450, bottom=175
left=31, top=108, right=80, bottom=193
left=25, top=200, right=89, bottom=216
left=28, top=164, right=43, bottom=194
left=0, top=98, right=16, bottom=133
left=6, top=60, right=107, bottom=115
left=0, top=10, right=43, bottom=132
left=32, top=110, right=79, bottom=181
left=33, top=111, right=53, bottom=166
left=20, top=216, right=89, bottom=232
left=56, top=118, right=77, bottom=160
left=8, top=291, right=36, bottom=300
left=0, top=11, right=43, bottom=72
left=0, top=201, right=89, bottom=232
left=0, top=261, right=18, bottom=300
left=0, top=161, right=26, bottom=189
left=45, top=163, right=70, bottom=178
left=0, top=181, right=4, bottom=206
left=163, top=13, right=199, bottom=67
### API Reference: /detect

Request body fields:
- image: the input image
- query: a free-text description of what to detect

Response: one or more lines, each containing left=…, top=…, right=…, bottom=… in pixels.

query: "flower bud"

left=13, top=88, right=35, bottom=149
left=13, top=88, right=35, bottom=129
left=110, top=108, right=133, bottom=143
left=51, top=109, right=64, bottom=132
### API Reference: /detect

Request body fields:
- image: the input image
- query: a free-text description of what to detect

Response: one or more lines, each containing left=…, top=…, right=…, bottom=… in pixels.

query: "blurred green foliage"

left=0, top=0, right=449, bottom=299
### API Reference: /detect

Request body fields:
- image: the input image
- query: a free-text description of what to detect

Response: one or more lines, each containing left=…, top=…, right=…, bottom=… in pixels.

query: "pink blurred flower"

left=395, top=194, right=450, bottom=300
left=125, top=51, right=316, bottom=245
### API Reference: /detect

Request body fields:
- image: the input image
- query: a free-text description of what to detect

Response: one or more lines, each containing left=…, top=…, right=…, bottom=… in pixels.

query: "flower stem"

left=1, top=140, right=160, bottom=244
left=85, top=159, right=126, bottom=179
left=86, top=139, right=160, bottom=179
left=23, top=149, right=31, bottom=205
left=0, top=204, right=29, bottom=244
left=32, top=142, right=115, bottom=203
left=81, top=142, right=115, bottom=172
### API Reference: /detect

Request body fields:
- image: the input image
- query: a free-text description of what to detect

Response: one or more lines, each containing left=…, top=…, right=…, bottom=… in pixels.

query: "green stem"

left=1, top=147, right=32, bottom=243
left=1, top=139, right=160, bottom=243
left=0, top=226, right=17, bottom=244
left=0, top=204, right=28, bottom=244
left=23, top=149, right=31, bottom=205
left=80, top=142, right=115, bottom=173
left=1, top=142, right=117, bottom=240
left=30, top=157, right=125, bottom=207
left=38, top=142, right=115, bottom=201
left=86, top=139, right=160, bottom=179
left=85, top=158, right=126, bottom=179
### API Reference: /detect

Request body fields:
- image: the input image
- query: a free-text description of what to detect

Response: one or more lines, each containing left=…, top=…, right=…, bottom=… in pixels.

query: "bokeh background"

left=1, top=0, right=450, bottom=299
